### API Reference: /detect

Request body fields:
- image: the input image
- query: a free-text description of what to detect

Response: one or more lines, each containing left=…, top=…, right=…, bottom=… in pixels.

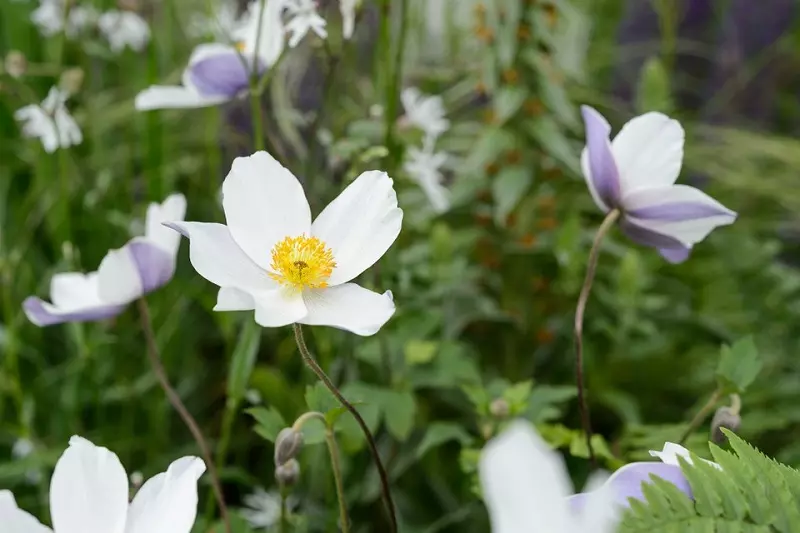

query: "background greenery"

left=2, top=0, right=800, bottom=531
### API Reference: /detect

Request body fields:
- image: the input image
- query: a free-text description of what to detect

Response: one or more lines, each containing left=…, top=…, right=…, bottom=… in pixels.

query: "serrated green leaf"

left=247, top=406, right=285, bottom=443
left=716, top=336, right=762, bottom=394
left=415, top=422, right=474, bottom=459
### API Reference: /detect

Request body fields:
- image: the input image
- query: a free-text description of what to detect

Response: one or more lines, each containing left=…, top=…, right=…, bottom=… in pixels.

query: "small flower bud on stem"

left=710, top=394, right=742, bottom=444
left=274, top=427, right=303, bottom=466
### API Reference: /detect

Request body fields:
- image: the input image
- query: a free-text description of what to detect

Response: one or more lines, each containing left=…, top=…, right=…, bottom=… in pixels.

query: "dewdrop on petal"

left=274, top=428, right=303, bottom=466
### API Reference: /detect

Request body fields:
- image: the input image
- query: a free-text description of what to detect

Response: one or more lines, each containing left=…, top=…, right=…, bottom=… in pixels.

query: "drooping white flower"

left=166, top=151, right=402, bottom=336
left=31, top=0, right=97, bottom=37
left=479, top=421, right=621, bottom=533
left=15, top=87, right=82, bottom=153
left=403, top=141, right=450, bottom=214
left=0, top=436, right=205, bottom=533
left=283, top=0, right=327, bottom=48
left=339, top=0, right=356, bottom=39
left=188, top=0, right=241, bottom=41
left=580, top=106, right=737, bottom=263
left=400, top=87, right=449, bottom=144
left=240, top=487, right=283, bottom=529
left=98, top=10, right=151, bottom=52
left=23, top=194, right=186, bottom=326
left=233, top=0, right=286, bottom=66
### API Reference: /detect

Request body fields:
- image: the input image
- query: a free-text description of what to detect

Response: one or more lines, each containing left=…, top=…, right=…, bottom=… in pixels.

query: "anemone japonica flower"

left=23, top=194, right=186, bottom=326
left=166, top=151, right=402, bottom=336
left=0, top=436, right=205, bottom=533
left=479, top=421, right=620, bottom=533
left=403, top=141, right=450, bottom=214
left=284, top=0, right=327, bottom=47
left=31, top=0, right=97, bottom=37
left=98, top=10, right=151, bottom=52
left=580, top=106, right=737, bottom=263
left=15, top=87, right=82, bottom=153
left=401, top=87, right=449, bottom=143
left=339, top=0, right=356, bottom=39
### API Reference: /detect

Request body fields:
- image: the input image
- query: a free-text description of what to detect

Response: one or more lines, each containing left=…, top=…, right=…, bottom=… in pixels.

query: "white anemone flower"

left=403, top=142, right=450, bottom=214
left=233, top=0, right=286, bottom=67
left=15, top=87, right=82, bottom=153
left=0, top=436, right=205, bottom=533
left=284, top=0, right=327, bottom=47
left=31, top=0, right=97, bottom=37
left=339, top=0, right=356, bottom=39
left=479, top=421, right=621, bottom=533
left=166, top=151, right=402, bottom=336
left=98, top=10, right=151, bottom=53
left=23, top=194, right=186, bottom=326
left=240, top=487, right=284, bottom=529
left=400, top=87, right=449, bottom=143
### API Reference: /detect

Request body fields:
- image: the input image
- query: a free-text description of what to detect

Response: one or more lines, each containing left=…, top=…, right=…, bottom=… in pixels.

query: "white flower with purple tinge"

left=98, top=10, right=151, bottom=53
left=284, top=0, right=327, bottom=48
left=23, top=194, right=186, bottom=326
left=0, top=436, right=205, bottom=533
left=31, top=0, right=97, bottom=37
left=580, top=106, right=737, bottom=263
left=166, top=150, right=401, bottom=336
left=479, top=421, right=621, bottom=533
left=15, top=87, right=82, bottom=153
left=400, top=88, right=449, bottom=144
left=403, top=141, right=450, bottom=214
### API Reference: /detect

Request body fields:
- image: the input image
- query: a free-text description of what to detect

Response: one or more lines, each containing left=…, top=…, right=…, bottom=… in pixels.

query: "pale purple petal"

left=581, top=106, right=622, bottom=208
left=568, top=463, right=692, bottom=511
left=620, top=217, right=692, bottom=264
left=128, top=239, right=175, bottom=294
left=187, top=52, right=260, bottom=98
left=627, top=201, right=733, bottom=221
left=22, top=297, right=125, bottom=326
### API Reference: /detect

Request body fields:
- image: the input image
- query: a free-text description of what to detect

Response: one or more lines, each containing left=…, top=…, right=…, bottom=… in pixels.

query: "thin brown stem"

left=325, top=427, right=350, bottom=533
left=292, top=324, right=397, bottom=533
left=137, top=298, right=231, bottom=533
left=574, top=208, right=620, bottom=466
left=678, top=388, right=722, bottom=445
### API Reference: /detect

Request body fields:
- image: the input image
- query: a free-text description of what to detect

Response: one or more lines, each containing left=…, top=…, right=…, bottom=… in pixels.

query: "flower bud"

left=489, top=398, right=510, bottom=418
left=4, top=51, right=27, bottom=78
left=59, top=67, right=84, bottom=95
left=275, top=458, right=300, bottom=487
left=274, top=427, right=303, bottom=466
left=710, top=406, right=741, bottom=444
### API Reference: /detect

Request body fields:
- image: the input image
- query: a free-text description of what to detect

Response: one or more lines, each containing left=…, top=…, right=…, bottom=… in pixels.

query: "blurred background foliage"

left=2, top=0, right=800, bottom=531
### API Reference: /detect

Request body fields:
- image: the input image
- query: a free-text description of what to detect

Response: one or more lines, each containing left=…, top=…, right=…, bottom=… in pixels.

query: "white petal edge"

left=478, top=420, right=572, bottom=533
left=575, top=472, right=622, bottom=533
left=215, top=287, right=256, bottom=311
left=311, top=170, right=402, bottom=286
left=299, top=283, right=395, bottom=336
left=222, top=151, right=312, bottom=271
left=146, top=193, right=187, bottom=256
left=135, top=86, right=228, bottom=111
left=50, top=436, right=129, bottom=533
left=579, top=106, right=613, bottom=212
left=50, top=271, right=107, bottom=310
left=0, top=490, right=53, bottom=533
left=126, top=456, right=206, bottom=533
left=96, top=245, right=145, bottom=305
left=611, top=111, right=685, bottom=192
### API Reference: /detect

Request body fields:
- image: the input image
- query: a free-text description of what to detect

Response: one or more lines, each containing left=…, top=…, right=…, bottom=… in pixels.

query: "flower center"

left=269, top=235, right=336, bottom=291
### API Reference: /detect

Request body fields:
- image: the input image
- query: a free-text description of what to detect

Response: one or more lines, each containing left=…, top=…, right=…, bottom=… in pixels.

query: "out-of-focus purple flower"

left=23, top=194, right=186, bottom=326
left=580, top=106, right=736, bottom=263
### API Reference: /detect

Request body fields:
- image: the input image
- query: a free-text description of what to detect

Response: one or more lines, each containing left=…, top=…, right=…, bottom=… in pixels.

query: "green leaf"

left=463, top=128, right=516, bottom=173
left=247, top=406, right=285, bottom=443
left=493, top=86, right=528, bottom=123
left=525, top=117, right=579, bottom=174
left=716, top=336, right=762, bottom=394
left=502, top=380, right=533, bottom=414
left=492, top=166, right=532, bottom=225
left=635, top=57, right=673, bottom=114
left=415, top=422, right=474, bottom=459
left=305, top=382, right=339, bottom=414
left=226, top=320, right=261, bottom=404
left=404, top=340, right=439, bottom=366
left=382, top=389, right=417, bottom=441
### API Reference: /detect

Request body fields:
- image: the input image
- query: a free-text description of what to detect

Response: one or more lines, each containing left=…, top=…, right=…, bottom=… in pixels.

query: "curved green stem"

left=678, top=388, right=722, bottom=445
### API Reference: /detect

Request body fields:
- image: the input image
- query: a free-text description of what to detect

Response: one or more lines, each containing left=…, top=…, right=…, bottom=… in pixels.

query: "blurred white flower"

left=403, top=141, right=450, bottom=214
left=11, top=438, right=42, bottom=485
left=400, top=87, right=449, bottom=143
left=240, top=487, right=282, bottom=529
left=31, top=0, right=97, bottom=37
left=188, top=0, right=240, bottom=41
left=98, top=10, right=151, bottom=52
left=167, top=150, right=402, bottom=336
left=284, top=0, right=326, bottom=47
left=233, top=0, right=286, bottom=67
left=339, top=0, right=356, bottom=39
left=479, top=421, right=621, bottom=533
left=0, top=436, right=205, bottom=533
left=15, top=87, right=82, bottom=153
left=23, top=194, right=186, bottom=326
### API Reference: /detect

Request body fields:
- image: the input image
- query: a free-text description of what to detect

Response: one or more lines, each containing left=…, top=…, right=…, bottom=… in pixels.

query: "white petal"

left=0, top=490, right=52, bottom=533
left=215, top=287, right=255, bottom=311
left=50, top=272, right=106, bottom=309
left=50, top=436, right=129, bottom=533
left=253, top=289, right=307, bottom=327
left=311, top=171, right=402, bottom=285
left=222, top=151, right=312, bottom=271
left=97, top=246, right=145, bottom=305
left=574, top=472, right=621, bottom=533
left=146, top=193, right=187, bottom=256
left=299, top=283, right=395, bottom=336
left=611, top=112, right=684, bottom=192
left=649, top=442, right=693, bottom=466
left=135, top=86, right=228, bottom=111
left=125, top=456, right=206, bottom=533
left=622, top=184, right=736, bottom=245
left=164, top=222, right=275, bottom=292
left=478, top=421, right=572, bottom=533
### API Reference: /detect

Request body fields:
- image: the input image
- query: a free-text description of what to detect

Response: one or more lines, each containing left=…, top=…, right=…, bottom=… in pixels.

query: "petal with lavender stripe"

left=186, top=50, right=259, bottom=99
left=567, top=462, right=692, bottom=511
left=23, top=296, right=126, bottom=326
left=97, top=238, right=175, bottom=305
left=619, top=217, right=692, bottom=264
left=580, top=106, right=622, bottom=211
left=622, top=184, right=736, bottom=246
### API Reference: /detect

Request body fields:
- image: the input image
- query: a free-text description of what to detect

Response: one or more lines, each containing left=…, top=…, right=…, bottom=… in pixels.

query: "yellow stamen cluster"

left=269, top=235, right=336, bottom=291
